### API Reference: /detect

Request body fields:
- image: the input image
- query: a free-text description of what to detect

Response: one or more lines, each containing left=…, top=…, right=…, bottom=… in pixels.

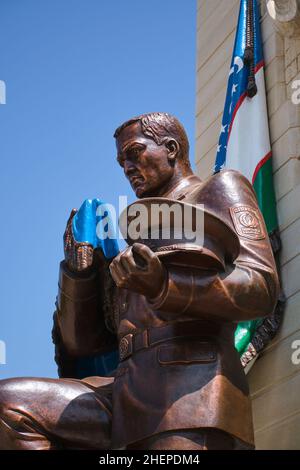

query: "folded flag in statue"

left=71, top=198, right=120, bottom=378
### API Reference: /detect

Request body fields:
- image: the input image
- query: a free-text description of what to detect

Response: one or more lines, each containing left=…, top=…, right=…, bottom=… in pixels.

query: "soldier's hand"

left=109, top=243, right=166, bottom=298
left=63, top=209, right=94, bottom=273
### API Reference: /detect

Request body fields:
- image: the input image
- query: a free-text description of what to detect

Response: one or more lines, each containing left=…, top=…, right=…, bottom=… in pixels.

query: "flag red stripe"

left=255, top=60, right=264, bottom=74
left=252, top=151, right=272, bottom=184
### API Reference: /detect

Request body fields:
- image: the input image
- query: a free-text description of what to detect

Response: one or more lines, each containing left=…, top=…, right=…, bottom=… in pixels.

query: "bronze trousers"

left=0, top=376, right=235, bottom=450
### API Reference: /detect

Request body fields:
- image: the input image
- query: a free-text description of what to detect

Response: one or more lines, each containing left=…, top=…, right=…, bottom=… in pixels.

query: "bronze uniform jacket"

left=55, top=170, right=279, bottom=449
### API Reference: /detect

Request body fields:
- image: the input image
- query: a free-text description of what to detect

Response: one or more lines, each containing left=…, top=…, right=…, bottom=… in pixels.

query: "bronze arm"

left=148, top=170, right=280, bottom=323
left=147, top=258, right=278, bottom=322
left=54, top=251, right=118, bottom=359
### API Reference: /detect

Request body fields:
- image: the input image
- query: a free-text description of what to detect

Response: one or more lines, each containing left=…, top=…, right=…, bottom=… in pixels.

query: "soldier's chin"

left=134, top=183, right=147, bottom=198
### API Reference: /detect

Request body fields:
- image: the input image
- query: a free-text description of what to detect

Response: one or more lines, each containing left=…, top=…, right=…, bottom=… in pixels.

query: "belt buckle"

left=119, top=334, right=133, bottom=361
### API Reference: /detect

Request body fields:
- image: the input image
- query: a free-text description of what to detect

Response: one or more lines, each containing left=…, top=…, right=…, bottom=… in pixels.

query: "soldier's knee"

left=0, top=377, right=44, bottom=435
left=0, top=377, right=35, bottom=419
left=0, top=378, right=17, bottom=415
left=0, top=378, right=53, bottom=450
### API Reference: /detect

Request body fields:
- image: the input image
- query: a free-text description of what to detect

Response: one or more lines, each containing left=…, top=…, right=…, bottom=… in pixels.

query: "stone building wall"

left=196, top=0, right=300, bottom=449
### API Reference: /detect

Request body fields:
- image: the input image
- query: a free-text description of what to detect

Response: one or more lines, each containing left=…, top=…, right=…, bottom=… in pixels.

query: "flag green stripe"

left=234, top=157, right=278, bottom=357
left=253, top=157, right=278, bottom=233
left=235, top=319, right=262, bottom=354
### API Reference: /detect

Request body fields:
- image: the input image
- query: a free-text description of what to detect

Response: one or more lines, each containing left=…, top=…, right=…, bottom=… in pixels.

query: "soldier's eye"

left=129, top=147, right=141, bottom=157
left=127, top=144, right=145, bottom=159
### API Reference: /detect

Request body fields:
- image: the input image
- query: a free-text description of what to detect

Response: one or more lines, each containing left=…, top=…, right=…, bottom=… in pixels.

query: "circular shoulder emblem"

left=229, top=205, right=266, bottom=240
left=119, top=337, right=129, bottom=361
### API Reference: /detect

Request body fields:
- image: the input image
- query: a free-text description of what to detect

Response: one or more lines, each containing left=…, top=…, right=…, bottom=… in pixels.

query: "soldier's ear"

left=165, top=138, right=180, bottom=162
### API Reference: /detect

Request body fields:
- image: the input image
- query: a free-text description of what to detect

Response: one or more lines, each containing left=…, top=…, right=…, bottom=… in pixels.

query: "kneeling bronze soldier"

left=0, top=113, right=279, bottom=450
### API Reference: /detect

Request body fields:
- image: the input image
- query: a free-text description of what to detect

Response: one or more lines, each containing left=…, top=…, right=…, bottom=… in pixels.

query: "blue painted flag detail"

left=71, top=199, right=120, bottom=376
left=72, top=198, right=119, bottom=259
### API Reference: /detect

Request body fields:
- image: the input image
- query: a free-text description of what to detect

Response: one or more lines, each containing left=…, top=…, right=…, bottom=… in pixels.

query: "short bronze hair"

left=114, top=112, right=190, bottom=167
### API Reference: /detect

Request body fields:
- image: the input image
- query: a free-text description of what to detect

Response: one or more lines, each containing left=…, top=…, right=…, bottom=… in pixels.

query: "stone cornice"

left=266, top=0, right=300, bottom=36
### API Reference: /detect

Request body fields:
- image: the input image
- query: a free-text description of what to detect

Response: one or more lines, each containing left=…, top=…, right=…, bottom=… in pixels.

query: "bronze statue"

left=0, top=113, right=279, bottom=450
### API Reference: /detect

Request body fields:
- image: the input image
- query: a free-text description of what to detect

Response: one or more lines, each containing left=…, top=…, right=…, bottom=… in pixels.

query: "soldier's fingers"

left=110, top=249, right=125, bottom=269
left=132, top=243, right=154, bottom=261
left=119, top=247, right=137, bottom=273
left=66, top=208, right=78, bottom=226
left=110, top=267, right=126, bottom=287
left=109, top=260, right=128, bottom=286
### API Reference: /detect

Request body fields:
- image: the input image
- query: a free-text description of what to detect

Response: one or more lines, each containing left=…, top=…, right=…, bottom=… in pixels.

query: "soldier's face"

left=116, top=122, right=175, bottom=198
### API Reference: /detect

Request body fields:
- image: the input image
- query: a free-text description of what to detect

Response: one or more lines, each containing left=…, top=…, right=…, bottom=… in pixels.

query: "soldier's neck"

left=158, top=167, right=195, bottom=198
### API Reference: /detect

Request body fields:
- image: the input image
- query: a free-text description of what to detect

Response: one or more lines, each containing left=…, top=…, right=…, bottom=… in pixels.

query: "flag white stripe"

left=226, top=67, right=271, bottom=182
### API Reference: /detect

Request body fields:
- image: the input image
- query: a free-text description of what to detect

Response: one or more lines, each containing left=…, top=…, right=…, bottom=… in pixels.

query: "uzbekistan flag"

left=214, top=0, right=279, bottom=362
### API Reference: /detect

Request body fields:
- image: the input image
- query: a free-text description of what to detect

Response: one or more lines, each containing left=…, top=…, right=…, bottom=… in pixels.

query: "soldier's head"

left=114, top=112, right=192, bottom=198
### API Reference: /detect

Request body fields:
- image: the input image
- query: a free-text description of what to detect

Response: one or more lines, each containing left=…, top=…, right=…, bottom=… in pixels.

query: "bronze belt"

left=118, top=319, right=233, bottom=361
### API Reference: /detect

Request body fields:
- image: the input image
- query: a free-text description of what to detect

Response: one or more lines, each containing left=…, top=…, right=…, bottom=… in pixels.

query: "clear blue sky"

left=0, top=0, right=196, bottom=378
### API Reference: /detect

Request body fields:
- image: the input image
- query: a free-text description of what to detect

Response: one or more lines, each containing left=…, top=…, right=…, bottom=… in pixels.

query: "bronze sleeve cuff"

left=147, top=267, right=195, bottom=315
left=56, top=261, right=115, bottom=357
left=58, top=260, right=99, bottom=302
